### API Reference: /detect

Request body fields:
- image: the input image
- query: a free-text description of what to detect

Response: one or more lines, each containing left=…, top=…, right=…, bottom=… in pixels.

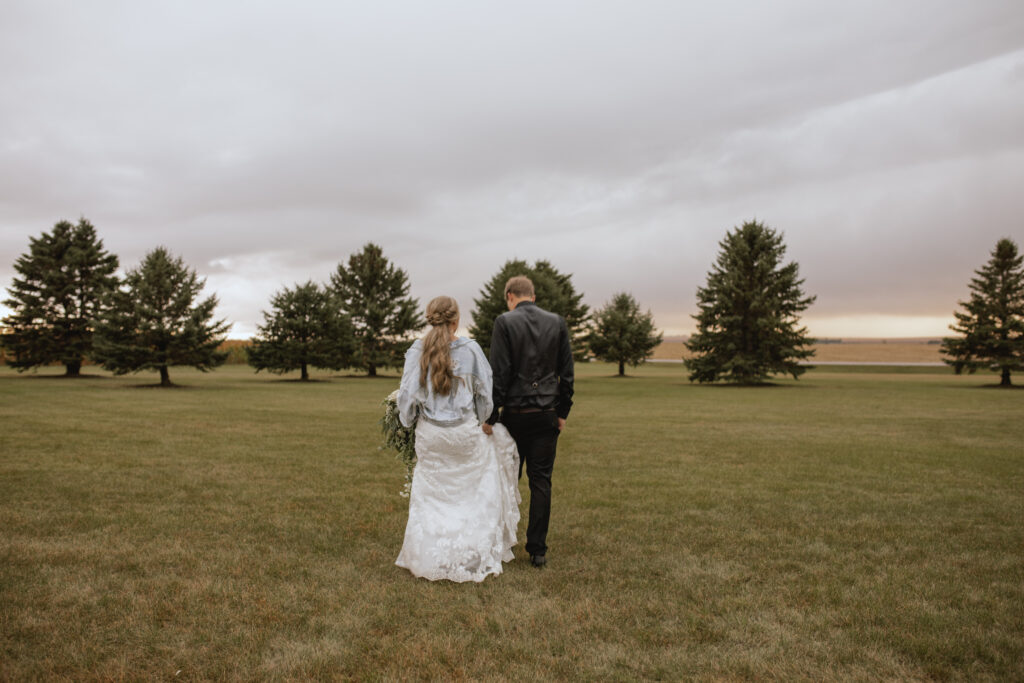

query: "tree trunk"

left=301, top=363, right=309, bottom=381
left=159, top=366, right=172, bottom=387
left=1001, top=367, right=1012, bottom=387
left=618, top=360, right=625, bottom=377
left=368, top=364, right=377, bottom=377
left=65, top=360, right=82, bottom=377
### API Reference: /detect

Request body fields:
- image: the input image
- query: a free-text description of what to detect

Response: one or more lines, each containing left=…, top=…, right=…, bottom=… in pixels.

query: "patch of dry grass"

left=651, top=339, right=945, bottom=364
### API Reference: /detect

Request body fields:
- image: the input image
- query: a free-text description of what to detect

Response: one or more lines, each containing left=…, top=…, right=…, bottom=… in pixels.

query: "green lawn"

left=1, top=363, right=1022, bottom=680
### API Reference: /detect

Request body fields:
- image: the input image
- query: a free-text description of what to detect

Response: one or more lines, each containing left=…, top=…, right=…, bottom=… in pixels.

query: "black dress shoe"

left=530, top=554, right=547, bottom=568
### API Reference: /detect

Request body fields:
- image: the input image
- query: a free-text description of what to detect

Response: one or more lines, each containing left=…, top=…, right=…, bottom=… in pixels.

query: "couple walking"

left=394, top=276, right=574, bottom=582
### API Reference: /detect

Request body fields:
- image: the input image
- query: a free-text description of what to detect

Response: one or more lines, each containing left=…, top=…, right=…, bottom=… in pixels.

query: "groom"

left=482, top=275, right=574, bottom=568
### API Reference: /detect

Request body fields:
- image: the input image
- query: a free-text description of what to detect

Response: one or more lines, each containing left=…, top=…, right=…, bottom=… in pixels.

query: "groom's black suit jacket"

left=486, top=301, right=574, bottom=425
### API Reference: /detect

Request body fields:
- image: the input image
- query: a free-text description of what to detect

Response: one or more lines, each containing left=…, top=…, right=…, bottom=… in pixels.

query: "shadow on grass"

left=1, top=372, right=112, bottom=380
left=263, top=378, right=332, bottom=383
left=673, top=381, right=813, bottom=389
left=934, top=376, right=1024, bottom=390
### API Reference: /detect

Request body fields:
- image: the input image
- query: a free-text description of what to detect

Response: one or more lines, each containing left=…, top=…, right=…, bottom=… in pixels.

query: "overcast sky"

left=2, top=1, right=1023, bottom=338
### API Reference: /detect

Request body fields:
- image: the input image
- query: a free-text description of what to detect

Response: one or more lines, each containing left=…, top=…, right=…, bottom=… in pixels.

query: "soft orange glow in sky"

left=801, top=315, right=954, bottom=339
left=653, top=314, right=957, bottom=340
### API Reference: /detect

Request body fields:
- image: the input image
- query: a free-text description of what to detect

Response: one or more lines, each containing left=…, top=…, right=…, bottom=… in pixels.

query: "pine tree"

left=469, top=259, right=590, bottom=359
left=248, top=281, right=354, bottom=380
left=685, top=220, right=816, bottom=384
left=330, top=243, right=422, bottom=376
left=2, top=218, right=119, bottom=376
left=93, top=247, right=230, bottom=386
left=941, top=238, right=1024, bottom=387
left=588, top=292, right=663, bottom=376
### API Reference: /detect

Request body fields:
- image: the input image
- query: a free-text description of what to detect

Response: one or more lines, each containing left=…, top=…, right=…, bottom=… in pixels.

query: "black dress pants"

left=500, top=410, right=560, bottom=557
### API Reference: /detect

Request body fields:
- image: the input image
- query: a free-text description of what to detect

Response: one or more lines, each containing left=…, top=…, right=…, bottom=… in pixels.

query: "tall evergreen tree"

left=248, top=281, right=354, bottom=381
left=588, top=292, right=663, bottom=376
left=685, top=220, right=816, bottom=384
left=469, top=259, right=590, bottom=360
left=330, top=243, right=422, bottom=376
left=941, top=238, right=1024, bottom=387
left=93, top=247, right=229, bottom=387
left=2, top=218, right=119, bottom=376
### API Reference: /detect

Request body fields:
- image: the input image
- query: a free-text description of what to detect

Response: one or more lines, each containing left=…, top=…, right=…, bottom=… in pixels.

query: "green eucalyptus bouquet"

left=381, top=389, right=416, bottom=497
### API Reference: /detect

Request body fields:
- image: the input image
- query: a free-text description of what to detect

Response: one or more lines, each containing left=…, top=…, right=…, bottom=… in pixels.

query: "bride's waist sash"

left=420, top=413, right=475, bottom=428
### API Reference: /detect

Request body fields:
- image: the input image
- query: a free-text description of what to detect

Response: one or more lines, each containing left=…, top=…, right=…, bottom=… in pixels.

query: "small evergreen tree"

left=2, top=218, right=119, bottom=376
left=469, top=259, right=590, bottom=359
left=248, top=281, right=354, bottom=380
left=941, top=238, right=1024, bottom=387
left=330, top=243, right=422, bottom=376
left=588, top=292, right=663, bottom=376
left=686, top=220, right=816, bottom=384
left=93, top=247, right=229, bottom=386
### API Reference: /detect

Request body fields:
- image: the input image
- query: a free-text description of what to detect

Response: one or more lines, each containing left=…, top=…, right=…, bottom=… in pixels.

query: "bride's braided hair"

left=420, top=296, right=459, bottom=396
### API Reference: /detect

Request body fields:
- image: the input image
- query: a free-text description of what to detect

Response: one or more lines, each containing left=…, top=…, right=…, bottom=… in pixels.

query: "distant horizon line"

left=654, top=335, right=945, bottom=343
left=217, top=335, right=947, bottom=343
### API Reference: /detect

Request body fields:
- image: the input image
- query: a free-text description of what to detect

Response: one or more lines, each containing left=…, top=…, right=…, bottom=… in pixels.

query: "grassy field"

left=1, top=363, right=1022, bottom=680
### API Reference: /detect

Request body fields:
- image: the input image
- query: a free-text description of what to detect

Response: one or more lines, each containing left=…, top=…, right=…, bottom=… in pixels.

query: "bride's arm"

left=397, top=343, right=422, bottom=428
left=468, top=341, right=494, bottom=426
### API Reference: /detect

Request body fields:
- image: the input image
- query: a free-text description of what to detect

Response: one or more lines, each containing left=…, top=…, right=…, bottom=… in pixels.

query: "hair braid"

left=419, top=296, right=459, bottom=395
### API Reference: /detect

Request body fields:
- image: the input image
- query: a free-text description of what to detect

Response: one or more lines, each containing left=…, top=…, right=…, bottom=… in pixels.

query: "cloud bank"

left=2, top=1, right=1022, bottom=338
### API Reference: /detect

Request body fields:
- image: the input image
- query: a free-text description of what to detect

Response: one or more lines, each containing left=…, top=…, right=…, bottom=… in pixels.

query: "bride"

left=395, top=295, right=521, bottom=582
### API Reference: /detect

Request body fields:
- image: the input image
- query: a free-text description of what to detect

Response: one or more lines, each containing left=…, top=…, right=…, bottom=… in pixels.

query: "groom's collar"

left=513, top=300, right=537, bottom=310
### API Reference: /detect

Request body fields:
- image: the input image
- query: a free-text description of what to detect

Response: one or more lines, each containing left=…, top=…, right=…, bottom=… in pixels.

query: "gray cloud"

left=2, top=1, right=1023, bottom=338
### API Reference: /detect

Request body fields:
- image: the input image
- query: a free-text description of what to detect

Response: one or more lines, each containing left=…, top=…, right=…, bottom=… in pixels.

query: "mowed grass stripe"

left=1, top=364, right=1021, bottom=680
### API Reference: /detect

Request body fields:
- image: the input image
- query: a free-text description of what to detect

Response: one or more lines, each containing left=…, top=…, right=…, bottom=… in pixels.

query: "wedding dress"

left=395, top=421, right=520, bottom=582
left=395, top=337, right=521, bottom=583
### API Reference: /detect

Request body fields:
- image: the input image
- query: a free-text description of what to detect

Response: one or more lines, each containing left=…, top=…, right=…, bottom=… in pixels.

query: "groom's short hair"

left=504, top=275, right=535, bottom=299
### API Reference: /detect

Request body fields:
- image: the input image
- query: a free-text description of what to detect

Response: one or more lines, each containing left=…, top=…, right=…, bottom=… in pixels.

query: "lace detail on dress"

left=395, top=422, right=521, bottom=582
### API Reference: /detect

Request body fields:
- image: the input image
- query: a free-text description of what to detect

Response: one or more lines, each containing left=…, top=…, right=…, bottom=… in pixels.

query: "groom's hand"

left=557, top=418, right=566, bottom=432
left=482, top=423, right=493, bottom=435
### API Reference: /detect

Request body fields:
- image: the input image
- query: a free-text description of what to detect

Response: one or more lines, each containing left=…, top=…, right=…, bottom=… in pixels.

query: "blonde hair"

left=504, top=275, right=535, bottom=299
left=420, top=296, right=459, bottom=395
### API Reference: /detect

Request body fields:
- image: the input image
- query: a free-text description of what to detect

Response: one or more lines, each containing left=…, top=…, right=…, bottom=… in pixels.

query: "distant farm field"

left=1, top=363, right=1021, bottom=680
left=652, top=339, right=945, bottom=364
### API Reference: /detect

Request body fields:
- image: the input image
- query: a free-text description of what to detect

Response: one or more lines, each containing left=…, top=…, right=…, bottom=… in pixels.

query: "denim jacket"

left=398, top=337, right=494, bottom=428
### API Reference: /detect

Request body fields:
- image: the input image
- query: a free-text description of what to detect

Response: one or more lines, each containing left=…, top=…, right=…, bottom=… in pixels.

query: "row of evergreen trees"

left=1, top=220, right=230, bottom=386
left=0, top=220, right=657, bottom=385
left=245, top=249, right=637, bottom=380
left=3, top=218, right=1022, bottom=386
left=247, top=243, right=422, bottom=380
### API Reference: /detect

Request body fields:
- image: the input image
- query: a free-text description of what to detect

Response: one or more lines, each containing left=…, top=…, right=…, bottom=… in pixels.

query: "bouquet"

left=380, top=389, right=416, bottom=497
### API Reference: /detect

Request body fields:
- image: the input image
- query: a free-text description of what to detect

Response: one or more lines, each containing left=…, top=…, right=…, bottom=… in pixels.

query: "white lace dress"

left=395, top=337, right=521, bottom=583
left=396, top=421, right=520, bottom=582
